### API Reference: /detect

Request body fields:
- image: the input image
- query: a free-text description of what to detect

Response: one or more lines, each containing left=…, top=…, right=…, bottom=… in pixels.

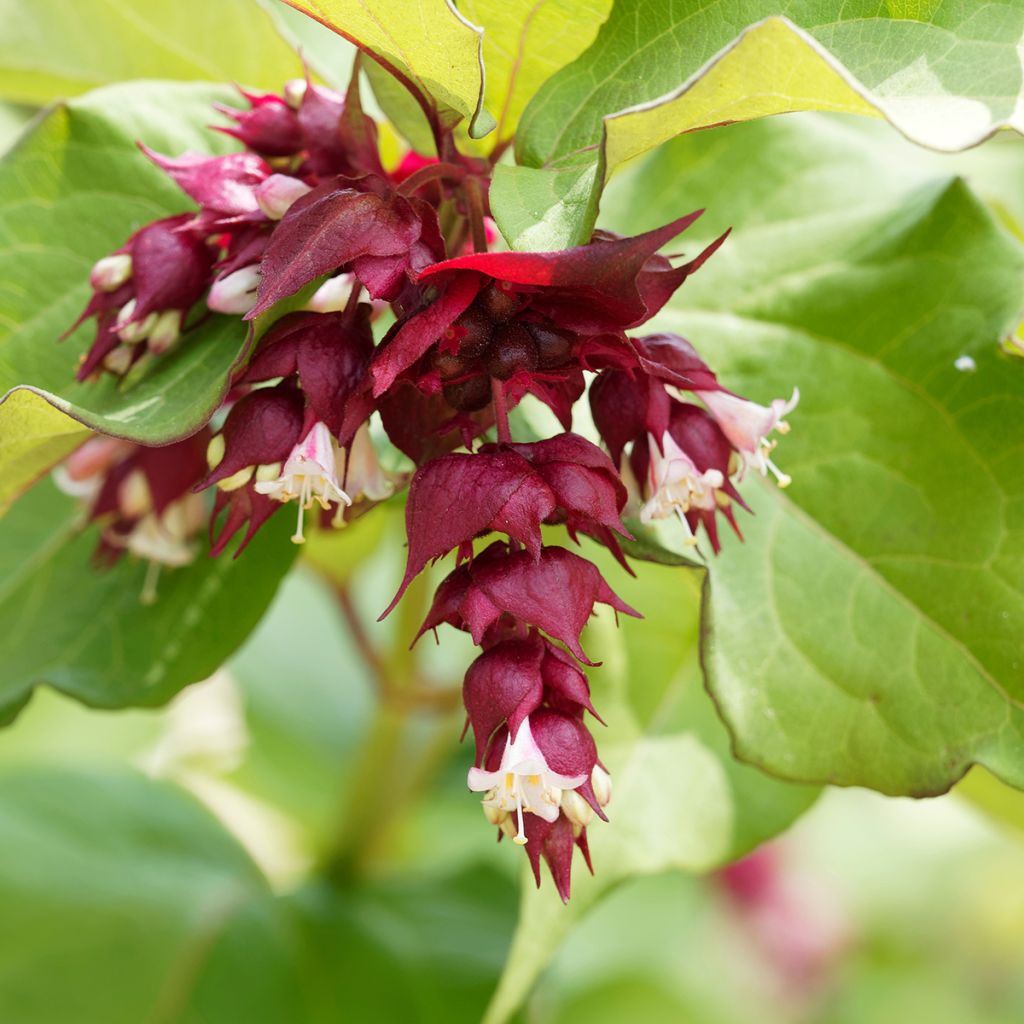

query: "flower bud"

left=255, top=462, right=283, bottom=482
left=147, top=309, right=182, bottom=355
left=482, top=803, right=508, bottom=827
left=560, top=789, right=595, bottom=830
left=206, top=434, right=226, bottom=471
left=256, top=174, right=313, bottom=220
left=116, top=300, right=158, bottom=344
left=90, top=253, right=133, bottom=291
left=118, top=469, right=153, bottom=518
left=283, top=78, right=307, bottom=110
left=208, top=265, right=261, bottom=315
left=102, top=346, right=134, bottom=375
left=591, top=765, right=612, bottom=808
left=216, top=465, right=255, bottom=493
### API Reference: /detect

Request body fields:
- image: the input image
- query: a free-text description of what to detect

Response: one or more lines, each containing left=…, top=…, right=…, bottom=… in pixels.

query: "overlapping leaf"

left=0, top=82, right=250, bottom=511
left=283, top=0, right=494, bottom=137
left=496, top=0, right=1024, bottom=248
left=600, top=113, right=1024, bottom=794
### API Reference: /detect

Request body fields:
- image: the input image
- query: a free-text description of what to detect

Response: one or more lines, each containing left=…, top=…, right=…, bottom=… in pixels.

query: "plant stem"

left=491, top=378, right=512, bottom=443
left=464, top=175, right=488, bottom=254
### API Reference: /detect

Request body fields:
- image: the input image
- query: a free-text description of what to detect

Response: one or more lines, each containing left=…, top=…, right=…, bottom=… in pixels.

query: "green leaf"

left=0, top=764, right=309, bottom=1023
left=601, top=113, right=1024, bottom=795
left=0, top=479, right=296, bottom=723
left=283, top=0, right=494, bottom=137
left=502, top=1, right=1024, bottom=246
left=0, top=81, right=250, bottom=507
left=483, top=550, right=818, bottom=1023
left=458, top=0, right=612, bottom=142
left=490, top=161, right=600, bottom=250
left=0, top=0, right=304, bottom=103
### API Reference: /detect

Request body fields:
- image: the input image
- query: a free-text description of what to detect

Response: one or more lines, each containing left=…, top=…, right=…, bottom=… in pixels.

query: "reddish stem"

left=396, top=161, right=467, bottom=197
left=491, top=377, right=512, bottom=443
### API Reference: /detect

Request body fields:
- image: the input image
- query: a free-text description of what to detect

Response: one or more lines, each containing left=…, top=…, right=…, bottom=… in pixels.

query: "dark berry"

left=478, top=281, right=521, bottom=322
left=485, top=322, right=539, bottom=380
left=450, top=306, right=493, bottom=357
left=444, top=374, right=491, bottom=412
left=434, top=351, right=465, bottom=380
left=527, top=323, right=574, bottom=369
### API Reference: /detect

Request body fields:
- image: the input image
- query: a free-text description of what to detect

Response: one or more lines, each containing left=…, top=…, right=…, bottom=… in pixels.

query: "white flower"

left=104, top=494, right=206, bottom=604
left=697, top=388, right=798, bottom=487
left=334, top=424, right=393, bottom=520
left=208, top=265, right=261, bottom=315
left=467, top=717, right=587, bottom=845
left=253, top=421, right=352, bottom=543
left=639, top=432, right=724, bottom=545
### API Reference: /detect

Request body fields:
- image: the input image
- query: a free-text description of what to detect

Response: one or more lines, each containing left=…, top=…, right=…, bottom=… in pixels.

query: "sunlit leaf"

left=459, top=0, right=612, bottom=142
left=502, top=1, right=1024, bottom=246
left=283, top=0, right=494, bottom=137
left=0, top=0, right=303, bottom=103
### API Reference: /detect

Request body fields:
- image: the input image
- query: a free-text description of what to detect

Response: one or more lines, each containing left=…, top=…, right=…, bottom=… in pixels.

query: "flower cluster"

left=60, top=67, right=798, bottom=900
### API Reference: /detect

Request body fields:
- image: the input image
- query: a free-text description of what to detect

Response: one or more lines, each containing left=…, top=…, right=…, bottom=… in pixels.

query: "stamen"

left=764, top=455, right=791, bottom=488
left=141, top=560, right=161, bottom=605
left=292, top=497, right=306, bottom=544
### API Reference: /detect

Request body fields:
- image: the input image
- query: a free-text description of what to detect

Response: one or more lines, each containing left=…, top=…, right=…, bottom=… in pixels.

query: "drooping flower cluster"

left=59, top=65, right=798, bottom=900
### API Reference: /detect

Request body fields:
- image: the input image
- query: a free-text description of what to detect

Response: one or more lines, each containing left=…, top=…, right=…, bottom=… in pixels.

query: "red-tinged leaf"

left=244, top=310, right=374, bottom=435
left=385, top=450, right=556, bottom=614
left=418, top=544, right=639, bottom=664
left=200, top=384, right=304, bottom=488
left=540, top=642, right=604, bottom=725
left=129, top=217, right=214, bottom=321
left=633, top=332, right=722, bottom=392
left=248, top=183, right=425, bottom=316
left=370, top=273, right=480, bottom=396
left=210, top=484, right=281, bottom=558
left=522, top=811, right=576, bottom=903
left=140, top=147, right=270, bottom=217
left=418, top=211, right=706, bottom=326
left=507, top=433, right=629, bottom=538
left=531, top=708, right=598, bottom=780
left=463, top=636, right=545, bottom=765
left=378, top=379, right=493, bottom=464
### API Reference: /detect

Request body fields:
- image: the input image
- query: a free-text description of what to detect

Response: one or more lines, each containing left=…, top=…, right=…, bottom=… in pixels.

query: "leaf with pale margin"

left=0, top=765, right=314, bottom=1022
left=482, top=551, right=818, bottom=1024
left=0, top=82, right=251, bottom=511
left=601, top=113, right=1024, bottom=795
left=499, top=1, right=1024, bottom=247
left=0, top=0, right=304, bottom=103
left=0, top=480, right=296, bottom=724
left=283, top=0, right=495, bottom=137
left=459, top=0, right=612, bottom=142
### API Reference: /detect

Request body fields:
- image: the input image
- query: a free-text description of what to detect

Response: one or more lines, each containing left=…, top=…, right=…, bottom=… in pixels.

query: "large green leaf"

left=0, top=0, right=304, bottom=103
left=482, top=549, right=818, bottom=1023
left=0, top=82, right=250, bottom=510
left=497, top=0, right=1024, bottom=247
left=459, top=0, right=612, bottom=142
left=283, top=0, right=494, bottom=137
left=0, top=765, right=308, bottom=1023
left=599, top=113, right=1024, bottom=795
left=0, top=479, right=296, bottom=724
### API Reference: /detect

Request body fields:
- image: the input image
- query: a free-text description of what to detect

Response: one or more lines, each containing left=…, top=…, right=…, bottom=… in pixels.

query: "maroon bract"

left=246, top=177, right=445, bottom=315
left=418, top=542, right=638, bottom=664
left=70, top=215, right=215, bottom=379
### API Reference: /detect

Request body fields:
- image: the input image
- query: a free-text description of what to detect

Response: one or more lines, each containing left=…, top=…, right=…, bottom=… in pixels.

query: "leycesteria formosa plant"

left=54, top=54, right=797, bottom=902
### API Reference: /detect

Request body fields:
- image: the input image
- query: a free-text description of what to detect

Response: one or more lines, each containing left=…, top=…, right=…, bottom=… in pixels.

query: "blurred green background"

left=3, top=1, right=1024, bottom=1021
